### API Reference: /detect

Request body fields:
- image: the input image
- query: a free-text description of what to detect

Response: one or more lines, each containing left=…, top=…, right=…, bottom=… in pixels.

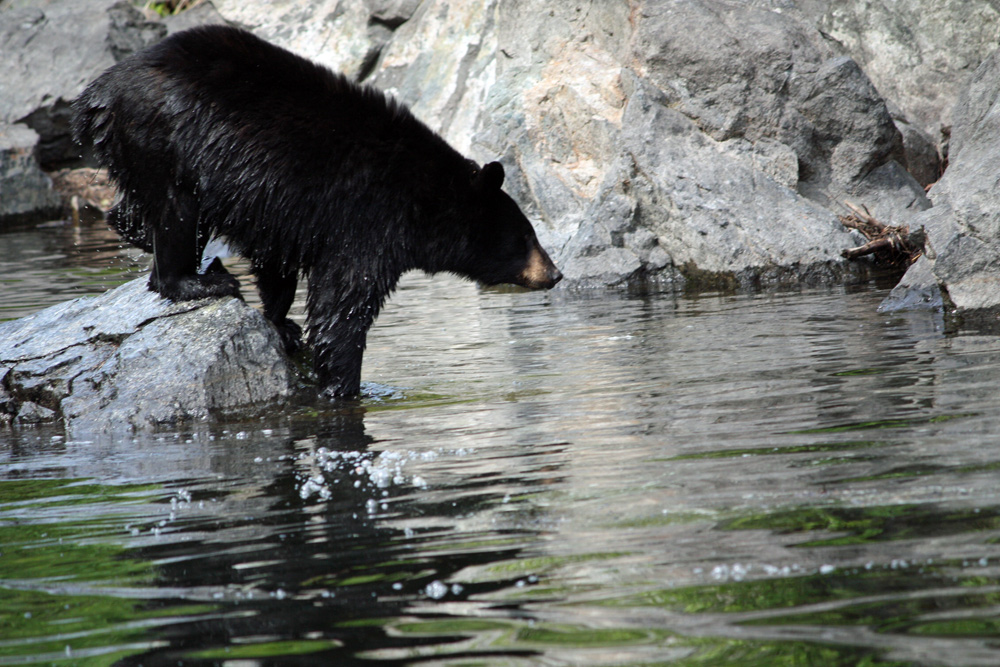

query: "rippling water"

left=2, top=219, right=1000, bottom=665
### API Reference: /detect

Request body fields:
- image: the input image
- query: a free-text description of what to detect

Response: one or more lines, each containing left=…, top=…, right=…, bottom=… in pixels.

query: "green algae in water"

left=788, top=413, right=976, bottom=435
left=718, top=504, right=1000, bottom=547
left=0, top=478, right=215, bottom=666
left=186, top=639, right=342, bottom=660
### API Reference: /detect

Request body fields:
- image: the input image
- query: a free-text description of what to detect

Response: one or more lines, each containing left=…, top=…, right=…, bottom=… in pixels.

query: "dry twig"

left=839, top=201, right=923, bottom=267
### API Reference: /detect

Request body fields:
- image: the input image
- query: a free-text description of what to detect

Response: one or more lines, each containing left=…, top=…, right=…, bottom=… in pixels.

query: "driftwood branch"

left=839, top=201, right=923, bottom=267
left=842, top=236, right=897, bottom=260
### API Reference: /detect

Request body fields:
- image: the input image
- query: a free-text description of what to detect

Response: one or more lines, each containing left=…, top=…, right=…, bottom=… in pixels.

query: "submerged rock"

left=0, top=278, right=297, bottom=433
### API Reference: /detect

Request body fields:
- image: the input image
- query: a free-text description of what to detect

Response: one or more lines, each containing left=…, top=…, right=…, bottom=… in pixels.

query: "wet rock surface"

left=0, top=278, right=297, bottom=433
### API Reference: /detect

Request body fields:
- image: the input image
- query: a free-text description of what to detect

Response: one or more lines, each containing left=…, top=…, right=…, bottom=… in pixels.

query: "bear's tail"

left=71, top=78, right=113, bottom=167
left=72, top=74, right=154, bottom=251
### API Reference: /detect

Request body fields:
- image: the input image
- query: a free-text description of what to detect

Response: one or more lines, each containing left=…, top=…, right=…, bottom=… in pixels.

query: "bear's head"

left=453, top=161, right=562, bottom=290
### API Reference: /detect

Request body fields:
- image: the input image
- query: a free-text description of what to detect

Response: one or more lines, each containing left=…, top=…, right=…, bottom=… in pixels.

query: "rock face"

left=794, top=0, right=1000, bottom=141
left=369, top=0, right=930, bottom=287
left=3, top=0, right=1000, bottom=314
left=205, top=0, right=1000, bottom=311
left=0, top=279, right=296, bottom=432
left=881, top=49, right=1000, bottom=318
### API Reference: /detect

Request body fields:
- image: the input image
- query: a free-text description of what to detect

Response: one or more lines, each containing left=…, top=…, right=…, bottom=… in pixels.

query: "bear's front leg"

left=306, top=280, right=384, bottom=400
left=311, top=327, right=367, bottom=399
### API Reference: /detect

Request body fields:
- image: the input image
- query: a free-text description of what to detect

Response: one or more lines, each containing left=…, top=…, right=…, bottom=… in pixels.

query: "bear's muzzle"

left=518, top=242, right=562, bottom=289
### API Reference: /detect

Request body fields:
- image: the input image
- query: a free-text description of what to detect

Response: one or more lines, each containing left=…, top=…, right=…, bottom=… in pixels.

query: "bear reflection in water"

left=73, top=25, right=561, bottom=399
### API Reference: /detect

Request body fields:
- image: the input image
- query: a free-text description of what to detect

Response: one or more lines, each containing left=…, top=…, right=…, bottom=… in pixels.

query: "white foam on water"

left=294, top=446, right=464, bottom=505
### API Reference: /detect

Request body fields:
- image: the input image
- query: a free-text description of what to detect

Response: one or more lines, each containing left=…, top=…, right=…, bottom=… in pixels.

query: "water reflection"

left=1, top=413, right=559, bottom=664
left=3, top=219, right=1000, bottom=665
left=0, top=220, right=145, bottom=320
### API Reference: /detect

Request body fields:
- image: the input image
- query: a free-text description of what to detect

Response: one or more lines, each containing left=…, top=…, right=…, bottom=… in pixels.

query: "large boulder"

left=0, top=278, right=297, bottom=433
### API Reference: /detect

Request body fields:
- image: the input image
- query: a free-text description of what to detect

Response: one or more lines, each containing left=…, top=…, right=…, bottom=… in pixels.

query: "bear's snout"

left=519, top=243, right=562, bottom=289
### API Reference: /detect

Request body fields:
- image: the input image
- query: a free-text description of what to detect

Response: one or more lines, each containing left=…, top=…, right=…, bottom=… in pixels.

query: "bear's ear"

left=474, top=161, right=505, bottom=193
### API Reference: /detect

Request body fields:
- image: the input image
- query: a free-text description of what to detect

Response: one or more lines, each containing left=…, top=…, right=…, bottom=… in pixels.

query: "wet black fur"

left=73, top=25, right=559, bottom=398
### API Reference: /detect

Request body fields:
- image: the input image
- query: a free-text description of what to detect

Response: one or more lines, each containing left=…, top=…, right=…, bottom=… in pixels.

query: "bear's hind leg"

left=147, top=187, right=241, bottom=302
left=257, top=270, right=302, bottom=354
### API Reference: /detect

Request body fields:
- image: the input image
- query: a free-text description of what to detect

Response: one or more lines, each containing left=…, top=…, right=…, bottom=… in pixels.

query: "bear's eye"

left=501, top=233, right=529, bottom=258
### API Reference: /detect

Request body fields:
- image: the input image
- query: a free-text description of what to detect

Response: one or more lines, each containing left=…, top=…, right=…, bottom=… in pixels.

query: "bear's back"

left=75, top=24, right=473, bottom=272
left=144, top=26, right=404, bottom=139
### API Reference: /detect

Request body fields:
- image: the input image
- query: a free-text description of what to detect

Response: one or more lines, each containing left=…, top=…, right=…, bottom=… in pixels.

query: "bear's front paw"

left=149, top=273, right=243, bottom=302
left=274, top=318, right=303, bottom=355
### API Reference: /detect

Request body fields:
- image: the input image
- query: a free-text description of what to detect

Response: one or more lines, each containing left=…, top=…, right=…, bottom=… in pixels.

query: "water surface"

left=2, top=219, right=1000, bottom=665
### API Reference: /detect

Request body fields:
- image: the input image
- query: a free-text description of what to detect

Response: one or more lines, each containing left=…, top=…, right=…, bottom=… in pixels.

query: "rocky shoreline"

left=4, top=0, right=998, bottom=315
left=4, top=0, right=1000, bottom=427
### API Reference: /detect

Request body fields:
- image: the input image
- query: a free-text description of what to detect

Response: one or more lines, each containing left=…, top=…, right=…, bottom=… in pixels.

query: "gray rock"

left=0, top=123, right=62, bottom=226
left=1, top=0, right=117, bottom=164
left=878, top=256, right=944, bottom=313
left=880, top=47, right=1000, bottom=316
left=844, top=159, right=932, bottom=229
left=796, top=0, right=1000, bottom=139
left=163, top=0, right=228, bottom=34
left=0, top=1, right=102, bottom=125
left=370, top=0, right=499, bottom=144
left=463, top=0, right=916, bottom=287
left=630, top=4, right=923, bottom=213
left=106, top=0, right=166, bottom=62
left=0, top=0, right=177, bottom=222
left=0, top=278, right=297, bottom=433
left=546, top=73, right=870, bottom=288
left=10, top=400, right=56, bottom=424
left=758, top=0, right=997, bottom=192
left=212, top=0, right=376, bottom=79
left=889, top=104, right=943, bottom=188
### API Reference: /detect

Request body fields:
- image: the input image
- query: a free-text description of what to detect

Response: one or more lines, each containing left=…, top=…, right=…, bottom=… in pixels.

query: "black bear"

left=73, top=25, right=561, bottom=398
